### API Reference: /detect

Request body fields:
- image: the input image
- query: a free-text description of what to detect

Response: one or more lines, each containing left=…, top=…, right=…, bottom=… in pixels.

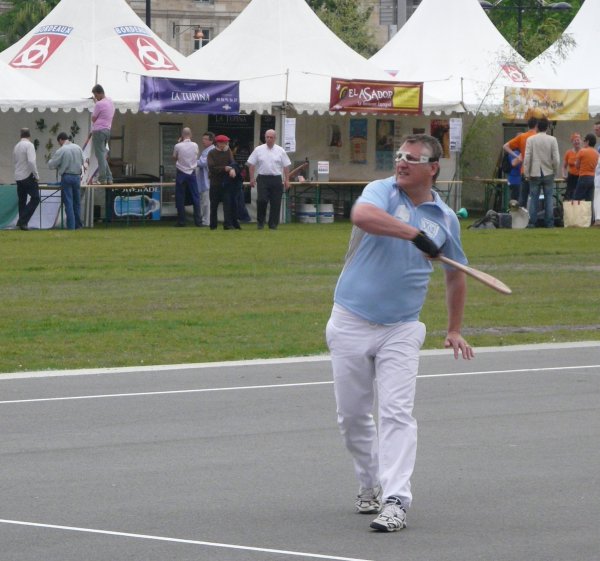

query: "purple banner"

left=140, top=77, right=240, bottom=114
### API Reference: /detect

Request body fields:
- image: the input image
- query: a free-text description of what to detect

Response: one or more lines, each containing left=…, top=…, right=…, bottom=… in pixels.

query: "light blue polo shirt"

left=334, top=176, right=467, bottom=324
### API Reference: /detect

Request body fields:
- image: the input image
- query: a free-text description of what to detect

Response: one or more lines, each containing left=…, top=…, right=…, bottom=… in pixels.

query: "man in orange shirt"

left=503, top=117, right=538, bottom=207
left=573, top=134, right=599, bottom=201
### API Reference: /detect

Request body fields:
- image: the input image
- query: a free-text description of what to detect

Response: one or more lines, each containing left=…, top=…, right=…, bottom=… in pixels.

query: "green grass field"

left=1, top=221, right=599, bottom=373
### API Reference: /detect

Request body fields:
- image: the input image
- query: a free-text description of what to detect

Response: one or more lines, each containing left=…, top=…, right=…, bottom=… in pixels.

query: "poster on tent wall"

left=139, top=77, right=240, bottom=114
left=330, top=79, right=422, bottom=114
left=349, top=119, right=368, bottom=164
left=376, top=120, right=395, bottom=170
left=503, top=87, right=589, bottom=121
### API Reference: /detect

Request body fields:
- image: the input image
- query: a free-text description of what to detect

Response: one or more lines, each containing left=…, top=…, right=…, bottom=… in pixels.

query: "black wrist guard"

left=412, top=231, right=440, bottom=258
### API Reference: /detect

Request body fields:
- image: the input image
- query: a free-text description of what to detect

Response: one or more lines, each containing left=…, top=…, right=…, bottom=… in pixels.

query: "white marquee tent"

left=525, top=0, right=600, bottom=116
left=0, top=60, right=77, bottom=112
left=186, top=0, right=455, bottom=115
left=0, top=0, right=192, bottom=113
left=370, top=0, right=535, bottom=114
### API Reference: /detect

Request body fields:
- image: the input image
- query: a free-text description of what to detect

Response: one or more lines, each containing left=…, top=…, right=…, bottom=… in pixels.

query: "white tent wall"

left=185, top=0, right=455, bottom=115
left=0, top=111, right=90, bottom=184
left=113, top=111, right=461, bottom=181
left=0, top=0, right=193, bottom=112
left=369, top=0, right=532, bottom=115
left=111, top=111, right=208, bottom=178
left=286, top=112, right=459, bottom=183
left=525, top=0, right=600, bottom=117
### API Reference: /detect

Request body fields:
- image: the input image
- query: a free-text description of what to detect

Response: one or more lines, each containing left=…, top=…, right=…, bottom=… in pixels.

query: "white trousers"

left=200, top=190, right=210, bottom=226
left=594, top=186, right=600, bottom=223
left=326, top=304, right=425, bottom=509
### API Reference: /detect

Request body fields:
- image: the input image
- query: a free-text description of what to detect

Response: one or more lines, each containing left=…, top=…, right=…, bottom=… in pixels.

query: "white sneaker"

left=355, top=484, right=382, bottom=514
left=369, top=497, right=407, bottom=532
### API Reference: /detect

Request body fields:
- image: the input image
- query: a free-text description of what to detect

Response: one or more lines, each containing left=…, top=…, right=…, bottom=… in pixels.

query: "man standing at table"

left=522, top=117, right=560, bottom=228
left=173, top=127, right=202, bottom=227
left=48, top=132, right=85, bottom=230
left=503, top=117, right=538, bottom=208
left=247, top=129, right=291, bottom=230
left=13, top=127, right=40, bottom=231
left=89, top=84, right=115, bottom=185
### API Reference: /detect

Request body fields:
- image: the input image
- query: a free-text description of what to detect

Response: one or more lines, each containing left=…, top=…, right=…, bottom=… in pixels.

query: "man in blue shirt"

left=48, top=132, right=85, bottom=230
left=197, top=131, right=215, bottom=227
left=326, top=134, right=474, bottom=533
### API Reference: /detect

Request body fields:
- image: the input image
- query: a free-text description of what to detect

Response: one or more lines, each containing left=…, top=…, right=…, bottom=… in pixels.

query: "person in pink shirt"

left=88, top=84, right=115, bottom=185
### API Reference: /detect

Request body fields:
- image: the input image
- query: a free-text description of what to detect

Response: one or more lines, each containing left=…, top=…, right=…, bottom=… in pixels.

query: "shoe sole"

left=369, top=521, right=406, bottom=532
left=356, top=506, right=381, bottom=514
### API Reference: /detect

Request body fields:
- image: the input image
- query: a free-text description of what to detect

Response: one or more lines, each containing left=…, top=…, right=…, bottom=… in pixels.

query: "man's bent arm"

left=351, top=202, right=420, bottom=240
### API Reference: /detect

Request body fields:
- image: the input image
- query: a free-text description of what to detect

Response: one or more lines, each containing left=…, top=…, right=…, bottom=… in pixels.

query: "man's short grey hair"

left=398, top=133, right=442, bottom=161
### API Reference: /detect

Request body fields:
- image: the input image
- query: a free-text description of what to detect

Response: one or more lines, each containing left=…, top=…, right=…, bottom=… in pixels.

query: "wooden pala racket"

left=437, top=255, right=512, bottom=295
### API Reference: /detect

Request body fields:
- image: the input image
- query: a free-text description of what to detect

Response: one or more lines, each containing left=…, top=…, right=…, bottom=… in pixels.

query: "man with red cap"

left=207, top=135, right=237, bottom=229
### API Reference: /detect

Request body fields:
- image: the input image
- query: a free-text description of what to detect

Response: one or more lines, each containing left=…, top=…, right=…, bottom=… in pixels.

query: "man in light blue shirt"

left=197, top=131, right=215, bottom=227
left=326, top=134, right=474, bottom=533
left=48, top=132, right=84, bottom=230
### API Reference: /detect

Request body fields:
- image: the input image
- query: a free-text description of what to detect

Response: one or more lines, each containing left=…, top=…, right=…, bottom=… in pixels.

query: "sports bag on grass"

left=562, top=200, right=592, bottom=228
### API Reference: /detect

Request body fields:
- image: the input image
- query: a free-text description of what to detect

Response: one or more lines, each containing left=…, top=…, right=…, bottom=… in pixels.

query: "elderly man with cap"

left=247, top=129, right=291, bottom=230
left=207, top=134, right=237, bottom=230
left=173, top=127, right=202, bottom=227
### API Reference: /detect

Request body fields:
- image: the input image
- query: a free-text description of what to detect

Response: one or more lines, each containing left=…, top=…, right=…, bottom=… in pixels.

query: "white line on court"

left=0, top=519, right=374, bottom=561
left=0, top=364, right=598, bottom=406
left=1, top=341, right=598, bottom=381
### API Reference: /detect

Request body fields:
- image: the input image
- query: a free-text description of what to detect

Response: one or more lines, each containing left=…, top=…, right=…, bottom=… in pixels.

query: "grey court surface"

left=1, top=342, right=599, bottom=561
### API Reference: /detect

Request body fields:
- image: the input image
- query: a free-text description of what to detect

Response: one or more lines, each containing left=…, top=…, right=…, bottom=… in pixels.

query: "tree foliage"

left=306, top=0, right=378, bottom=57
left=482, top=0, right=583, bottom=61
left=0, top=0, right=59, bottom=51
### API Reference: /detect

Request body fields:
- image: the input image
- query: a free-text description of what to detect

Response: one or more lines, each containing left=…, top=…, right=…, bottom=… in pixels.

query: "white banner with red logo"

left=10, top=25, right=73, bottom=69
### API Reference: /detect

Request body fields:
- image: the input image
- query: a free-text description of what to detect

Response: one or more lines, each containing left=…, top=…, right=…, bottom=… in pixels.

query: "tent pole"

left=83, top=65, right=101, bottom=228
left=278, top=68, right=289, bottom=223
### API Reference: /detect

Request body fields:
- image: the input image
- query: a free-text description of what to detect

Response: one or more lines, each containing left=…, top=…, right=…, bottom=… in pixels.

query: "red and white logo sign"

left=501, top=64, right=530, bottom=84
left=10, top=26, right=72, bottom=69
left=115, top=26, right=178, bottom=71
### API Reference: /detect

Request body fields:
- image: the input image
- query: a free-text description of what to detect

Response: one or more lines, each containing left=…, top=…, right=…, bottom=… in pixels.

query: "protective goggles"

left=395, top=151, right=438, bottom=164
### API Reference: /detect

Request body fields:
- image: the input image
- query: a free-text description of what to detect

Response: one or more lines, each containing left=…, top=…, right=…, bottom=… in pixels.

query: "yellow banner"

left=503, top=87, right=589, bottom=121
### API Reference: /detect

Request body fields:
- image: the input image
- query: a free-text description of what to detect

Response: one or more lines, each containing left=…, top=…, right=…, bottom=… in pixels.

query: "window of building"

left=193, top=28, right=211, bottom=50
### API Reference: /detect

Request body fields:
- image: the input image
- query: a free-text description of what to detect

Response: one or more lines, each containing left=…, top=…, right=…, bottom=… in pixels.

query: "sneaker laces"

left=384, top=495, right=404, bottom=508
left=381, top=503, right=405, bottom=518
left=357, top=485, right=380, bottom=501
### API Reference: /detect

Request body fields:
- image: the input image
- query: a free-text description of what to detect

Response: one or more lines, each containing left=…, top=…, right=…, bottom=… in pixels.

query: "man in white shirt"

left=247, top=129, right=291, bottom=230
left=13, top=128, right=40, bottom=230
left=173, top=127, right=201, bottom=227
